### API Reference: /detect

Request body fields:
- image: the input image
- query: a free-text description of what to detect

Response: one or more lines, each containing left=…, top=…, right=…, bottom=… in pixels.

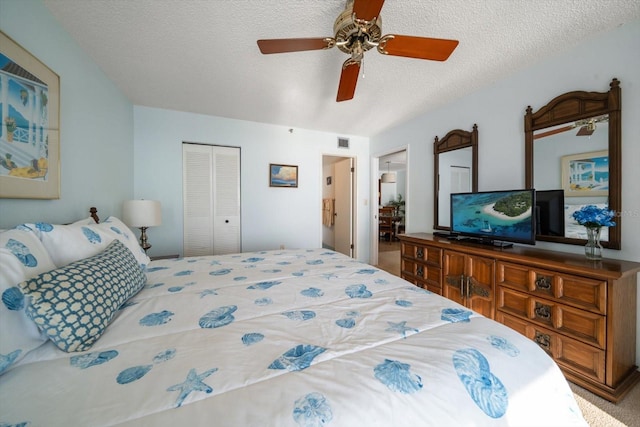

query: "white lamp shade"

left=380, top=172, right=396, bottom=183
left=122, top=200, right=162, bottom=227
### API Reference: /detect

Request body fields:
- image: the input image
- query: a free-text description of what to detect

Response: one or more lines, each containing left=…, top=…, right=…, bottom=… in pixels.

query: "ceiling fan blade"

left=257, top=38, right=332, bottom=54
left=353, top=0, right=385, bottom=21
left=533, top=125, right=575, bottom=140
left=336, top=62, right=360, bottom=102
left=380, top=35, right=459, bottom=61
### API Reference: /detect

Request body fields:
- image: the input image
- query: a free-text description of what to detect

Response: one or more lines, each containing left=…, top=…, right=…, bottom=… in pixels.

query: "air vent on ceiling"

left=337, top=137, right=349, bottom=149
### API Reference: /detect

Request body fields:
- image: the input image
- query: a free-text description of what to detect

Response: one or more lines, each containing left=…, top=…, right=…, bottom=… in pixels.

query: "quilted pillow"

left=23, top=216, right=150, bottom=268
left=0, top=228, right=55, bottom=374
left=19, top=239, right=147, bottom=352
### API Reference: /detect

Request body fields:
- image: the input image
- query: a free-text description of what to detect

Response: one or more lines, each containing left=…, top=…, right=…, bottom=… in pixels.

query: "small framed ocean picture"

left=270, top=164, right=298, bottom=188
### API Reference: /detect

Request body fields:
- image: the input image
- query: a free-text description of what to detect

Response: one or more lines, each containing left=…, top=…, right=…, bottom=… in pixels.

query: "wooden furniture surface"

left=398, top=232, right=640, bottom=402
left=379, top=206, right=395, bottom=216
left=379, top=207, right=396, bottom=241
left=442, top=249, right=495, bottom=319
left=378, top=215, right=394, bottom=241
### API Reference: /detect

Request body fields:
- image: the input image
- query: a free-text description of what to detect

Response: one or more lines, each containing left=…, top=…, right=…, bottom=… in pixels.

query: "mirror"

left=434, top=124, right=478, bottom=230
left=525, top=78, right=621, bottom=249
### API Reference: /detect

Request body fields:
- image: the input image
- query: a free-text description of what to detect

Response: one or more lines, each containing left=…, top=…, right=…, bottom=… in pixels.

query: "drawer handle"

left=469, top=280, right=490, bottom=298
left=535, top=275, right=552, bottom=291
left=534, top=331, right=551, bottom=351
left=416, top=266, right=424, bottom=277
left=534, top=303, right=551, bottom=320
left=416, top=248, right=424, bottom=259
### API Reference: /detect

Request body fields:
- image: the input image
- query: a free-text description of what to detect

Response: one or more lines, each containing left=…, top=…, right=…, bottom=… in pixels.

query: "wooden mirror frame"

left=434, top=124, right=478, bottom=230
left=525, top=78, right=621, bottom=249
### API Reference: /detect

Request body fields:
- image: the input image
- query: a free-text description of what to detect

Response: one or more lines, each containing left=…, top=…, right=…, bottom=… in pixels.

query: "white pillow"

left=0, top=228, right=55, bottom=374
left=23, top=216, right=150, bottom=268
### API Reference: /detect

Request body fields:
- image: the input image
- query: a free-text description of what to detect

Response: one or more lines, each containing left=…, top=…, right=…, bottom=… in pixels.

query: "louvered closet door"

left=212, top=146, right=240, bottom=254
left=183, top=144, right=241, bottom=256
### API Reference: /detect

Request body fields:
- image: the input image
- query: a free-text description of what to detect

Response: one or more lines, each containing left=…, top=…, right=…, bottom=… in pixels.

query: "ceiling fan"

left=533, top=115, right=609, bottom=140
left=257, top=0, right=459, bottom=102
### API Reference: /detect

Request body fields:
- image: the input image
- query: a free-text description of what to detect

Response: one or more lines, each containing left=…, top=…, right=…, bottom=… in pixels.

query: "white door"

left=183, top=143, right=240, bottom=256
left=450, top=166, right=471, bottom=193
left=212, top=146, right=241, bottom=254
left=334, top=158, right=353, bottom=257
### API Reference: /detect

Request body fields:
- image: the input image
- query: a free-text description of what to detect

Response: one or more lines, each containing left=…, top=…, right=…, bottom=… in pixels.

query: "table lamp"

left=122, top=199, right=162, bottom=253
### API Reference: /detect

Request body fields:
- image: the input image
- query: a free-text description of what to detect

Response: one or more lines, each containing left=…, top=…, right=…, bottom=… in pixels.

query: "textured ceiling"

left=43, top=0, right=639, bottom=137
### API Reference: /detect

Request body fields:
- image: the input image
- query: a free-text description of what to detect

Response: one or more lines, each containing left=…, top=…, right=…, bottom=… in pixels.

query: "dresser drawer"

left=497, top=262, right=606, bottom=314
left=401, top=243, right=442, bottom=267
left=401, top=258, right=441, bottom=290
left=497, top=312, right=605, bottom=383
left=497, top=286, right=605, bottom=348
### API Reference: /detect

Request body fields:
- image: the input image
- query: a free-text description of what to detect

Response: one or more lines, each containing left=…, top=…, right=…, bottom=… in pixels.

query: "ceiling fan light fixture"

left=576, top=120, right=596, bottom=136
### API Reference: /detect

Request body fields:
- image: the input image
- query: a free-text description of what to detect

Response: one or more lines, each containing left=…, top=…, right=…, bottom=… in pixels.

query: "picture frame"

left=0, top=31, right=60, bottom=199
left=326, top=176, right=332, bottom=185
left=270, top=164, right=298, bottom=188
left=561, top=150, right=608, bottom=197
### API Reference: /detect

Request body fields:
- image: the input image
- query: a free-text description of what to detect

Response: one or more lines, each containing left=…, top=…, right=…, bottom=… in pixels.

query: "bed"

left=0, top=211, right=587, bottom=426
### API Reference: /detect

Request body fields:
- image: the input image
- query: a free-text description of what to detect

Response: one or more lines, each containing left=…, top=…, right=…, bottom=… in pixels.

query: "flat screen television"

left=535, top=189, right=565, bottom=237
left=449, top=189, right=536, bottom=247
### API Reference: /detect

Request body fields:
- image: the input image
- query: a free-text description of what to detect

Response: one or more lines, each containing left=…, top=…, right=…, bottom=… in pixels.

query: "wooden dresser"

left=398, top=232, right=640, bottom=402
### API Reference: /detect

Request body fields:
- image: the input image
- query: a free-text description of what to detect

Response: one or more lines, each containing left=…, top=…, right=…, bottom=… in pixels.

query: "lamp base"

left=138, top=226, right=151, bottom=253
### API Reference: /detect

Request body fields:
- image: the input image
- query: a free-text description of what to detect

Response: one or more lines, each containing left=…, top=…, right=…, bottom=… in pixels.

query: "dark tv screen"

left=536, top=189, right=565, bottom=237
left=450, top=189, right=536, bottom=246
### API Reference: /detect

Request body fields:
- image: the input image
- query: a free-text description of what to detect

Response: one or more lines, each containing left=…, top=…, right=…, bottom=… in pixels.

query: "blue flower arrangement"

left=572, top=205, right=616, bottom=229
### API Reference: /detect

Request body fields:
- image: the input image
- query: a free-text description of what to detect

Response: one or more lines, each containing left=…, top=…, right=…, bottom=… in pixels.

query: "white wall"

left=370, top=20, right=640, bottom=365
left=133, top=106, right=371, bottom=261
left=0, top=0, right=134, bottom=227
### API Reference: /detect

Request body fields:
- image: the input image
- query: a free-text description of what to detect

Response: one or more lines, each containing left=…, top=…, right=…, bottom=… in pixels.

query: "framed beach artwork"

left=0, top=31, right=60, bottom=199
left=561, top=150, right=608, bottom=197
left=270, top=164, right=298, bottom=188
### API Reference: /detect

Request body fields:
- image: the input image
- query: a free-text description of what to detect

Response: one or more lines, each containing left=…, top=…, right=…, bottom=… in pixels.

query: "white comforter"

left=0, top=249, right=586, bottom=426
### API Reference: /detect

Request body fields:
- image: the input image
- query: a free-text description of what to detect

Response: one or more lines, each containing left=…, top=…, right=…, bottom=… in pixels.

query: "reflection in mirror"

left=525, top=78, right=621, bottom=249
left=438, top=148, right=473, bottom=227
left=534, top=116, right=609, bottom=241
left=434, top=124, right=478, bottom=230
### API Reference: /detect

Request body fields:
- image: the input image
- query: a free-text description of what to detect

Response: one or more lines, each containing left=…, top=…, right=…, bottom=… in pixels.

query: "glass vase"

left=584, top=227, right=603, bottom=260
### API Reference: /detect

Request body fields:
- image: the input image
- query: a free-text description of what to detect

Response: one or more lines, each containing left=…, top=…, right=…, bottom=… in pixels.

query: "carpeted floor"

left=571, top=382, right=640, bottom=426
left=375, top=243, right=640, bottom=426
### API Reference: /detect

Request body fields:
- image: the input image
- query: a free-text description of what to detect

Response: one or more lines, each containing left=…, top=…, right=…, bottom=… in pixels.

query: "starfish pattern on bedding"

left=167, top=367, right=218, bottom=407
left=386, top=321, right=419, bottom=338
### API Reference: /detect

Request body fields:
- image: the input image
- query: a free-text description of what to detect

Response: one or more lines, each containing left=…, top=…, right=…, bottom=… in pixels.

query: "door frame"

left=371, top=146, right=409, bottom=266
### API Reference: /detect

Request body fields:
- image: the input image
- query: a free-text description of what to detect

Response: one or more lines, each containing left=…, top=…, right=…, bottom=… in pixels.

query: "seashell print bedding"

left=0, top=249, right=587, bottom=426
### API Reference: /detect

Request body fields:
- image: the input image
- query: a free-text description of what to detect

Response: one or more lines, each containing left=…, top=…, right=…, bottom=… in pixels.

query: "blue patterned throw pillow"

left=19, top=240, right=147, bottom=352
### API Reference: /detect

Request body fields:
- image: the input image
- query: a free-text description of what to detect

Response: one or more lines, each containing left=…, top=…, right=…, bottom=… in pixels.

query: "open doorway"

left=371, top=148, right=407, bottom=271
left=322, top=155, right=355, bottom=258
